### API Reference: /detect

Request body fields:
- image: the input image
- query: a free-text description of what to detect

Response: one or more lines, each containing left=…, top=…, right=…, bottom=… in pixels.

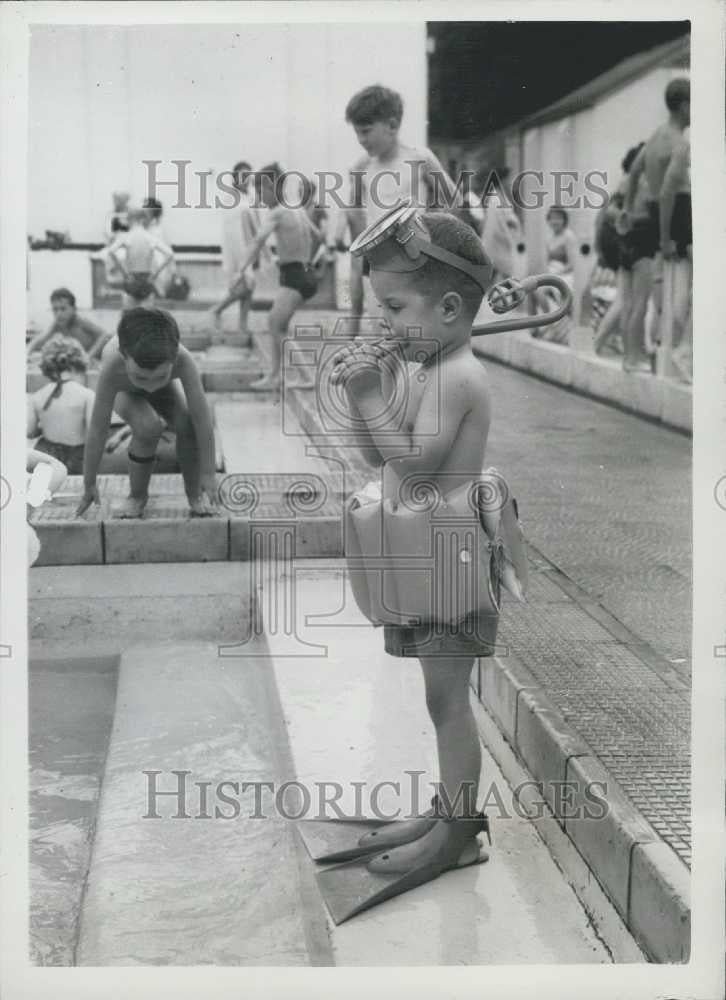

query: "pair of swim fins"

left=296, top=805, right=492, bottom=925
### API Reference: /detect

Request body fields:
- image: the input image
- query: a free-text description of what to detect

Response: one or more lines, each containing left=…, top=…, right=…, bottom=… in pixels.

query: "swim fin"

left=311, top=813, right=491, bottom=925
left=296, top=809, right=438, bottom=864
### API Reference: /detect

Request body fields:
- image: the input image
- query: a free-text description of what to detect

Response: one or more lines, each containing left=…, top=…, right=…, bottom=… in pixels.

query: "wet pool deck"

left=30, top=562, right=630, bottom=965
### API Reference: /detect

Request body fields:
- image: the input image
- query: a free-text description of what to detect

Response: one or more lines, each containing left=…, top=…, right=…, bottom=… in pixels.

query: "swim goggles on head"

left=349, top=200, right=493, bottom=293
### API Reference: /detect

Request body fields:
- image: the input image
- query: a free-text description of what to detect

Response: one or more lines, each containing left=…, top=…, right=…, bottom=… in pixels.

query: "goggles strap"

left=418, top=241, right=492, bottom=292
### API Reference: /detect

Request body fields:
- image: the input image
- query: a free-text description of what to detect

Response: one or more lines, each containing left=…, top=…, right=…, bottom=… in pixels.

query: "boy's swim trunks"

left=128, top=382, right=182, bottom=424
left=383, top=611, right=498, bottom=659
left=671, top=192, right=692, bottom=258
left=619, top=201, right=660, bottom=271
left=280, top=261, right=318, bottom=301
left=124, top=272, right=156, bottom=302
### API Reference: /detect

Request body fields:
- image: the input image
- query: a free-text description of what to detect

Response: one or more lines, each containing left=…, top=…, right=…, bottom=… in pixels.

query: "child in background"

left=106, top=207, right=175, bottom=308
left=27, top=288, right=111, bottom=360
left=533, top=206, right=577, bottom=344
left=142, top=197, right=166, bottom=240
left=76, top=307, right=218, bottom=519
left=210, top=161, right=265, bottom=343
left=27, top=336, right=95, bottom=476
left=339, top=85, right=459, bottom=331
left=142, top=197, right=178, bottom=298
left=105, top=191, right=130, bottom=242
left=234, top=164, right=323, bottom=390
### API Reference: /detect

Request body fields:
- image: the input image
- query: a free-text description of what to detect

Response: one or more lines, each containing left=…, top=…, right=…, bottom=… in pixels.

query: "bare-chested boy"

left=330, top=210, right=494, bottom=888
left=75, top=307, right=218, bottom=518
left=619, top=77, right=690, bottom=371
left=339, top=85, right=460, bottom=331
left=234, top=163, right=323, bottom=390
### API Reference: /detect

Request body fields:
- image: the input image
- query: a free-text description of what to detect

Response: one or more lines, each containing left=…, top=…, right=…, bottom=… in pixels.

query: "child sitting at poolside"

left=27, top=288, right=111, bottom=360
left=76, top=307, right=218, bottom=519
left=27, top=336, right=95, bottom=476
left=330, top=209, right=495, bottom=884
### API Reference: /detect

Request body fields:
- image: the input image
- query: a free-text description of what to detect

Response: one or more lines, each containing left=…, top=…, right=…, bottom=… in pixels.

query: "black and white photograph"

left=1, top=1, right=724, bottom=996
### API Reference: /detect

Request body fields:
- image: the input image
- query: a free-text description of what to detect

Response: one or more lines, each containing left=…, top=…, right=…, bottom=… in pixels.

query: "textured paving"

left=498, top=561, right=691, bottom=867
left=482, top=362, right=691, bottom=667
left=482, top=362, right=692, bottom=866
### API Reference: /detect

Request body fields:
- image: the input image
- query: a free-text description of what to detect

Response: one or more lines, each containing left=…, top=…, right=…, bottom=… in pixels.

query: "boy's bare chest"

left=397, top=365, right=438, bottom=437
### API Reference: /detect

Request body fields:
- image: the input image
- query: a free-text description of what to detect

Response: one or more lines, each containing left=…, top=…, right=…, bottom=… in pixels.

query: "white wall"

left=28, top=23, right=427, bottom=245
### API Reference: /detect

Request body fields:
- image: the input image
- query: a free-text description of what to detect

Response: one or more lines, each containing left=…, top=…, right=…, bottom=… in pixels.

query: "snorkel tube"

left=474, top=273, right=572, bottom=335
left=349, top=199, right=572, bottom=336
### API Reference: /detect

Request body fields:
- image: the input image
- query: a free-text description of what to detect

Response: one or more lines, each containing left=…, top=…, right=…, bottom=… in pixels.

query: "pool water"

left=29, top=656, right=119, bottom=965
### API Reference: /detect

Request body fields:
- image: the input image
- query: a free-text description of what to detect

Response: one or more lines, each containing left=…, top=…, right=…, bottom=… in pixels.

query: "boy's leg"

left=113, top=391, right=165, bottom=517
left=367, top=654, right=483, bottom=874
left=238, top=287, right=253, bottom=344
left=147, top=382, right=204, bottom=506
left=250, top=286, right=302, bottom=389
left=421, top=655, right=481, bottom=817
left=624, top=258, right=652, bottom=368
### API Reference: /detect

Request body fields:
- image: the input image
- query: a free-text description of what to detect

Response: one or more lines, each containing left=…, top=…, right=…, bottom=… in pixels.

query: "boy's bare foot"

left=208, top=309, right=223, bottom=332
left=115, top=495, right=148, bottom=519
left=366, top=819, right=486, bottom=875
left=188, top=494, right=216, bottom=517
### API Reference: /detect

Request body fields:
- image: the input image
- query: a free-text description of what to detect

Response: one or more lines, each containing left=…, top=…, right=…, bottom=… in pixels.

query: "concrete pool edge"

left=472, top=644, right=690, bottom=962
left=472, top=332, right=692, bottom=434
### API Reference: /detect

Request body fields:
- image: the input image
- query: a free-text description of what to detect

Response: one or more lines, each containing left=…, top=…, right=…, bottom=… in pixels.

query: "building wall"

left=28, top=23, right=427, bottom=245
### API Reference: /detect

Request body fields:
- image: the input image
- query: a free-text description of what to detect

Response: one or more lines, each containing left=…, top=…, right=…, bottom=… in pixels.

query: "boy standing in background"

left=338, top=85, right=460, bottom=330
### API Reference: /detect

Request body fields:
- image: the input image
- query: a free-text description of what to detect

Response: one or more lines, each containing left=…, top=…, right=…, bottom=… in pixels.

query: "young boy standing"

left=106, top=207, right=175, bottom=308
left=27, top=288, right=111, bottom=361
left=329, top=208, right=494, bottom=889
left=235, top=163, right=322, bottom=390
left=339, top=85, right=460, bottom=331
left=210, top=160, right=263, bottom=343
left=76, top=308, right=218, bottom=518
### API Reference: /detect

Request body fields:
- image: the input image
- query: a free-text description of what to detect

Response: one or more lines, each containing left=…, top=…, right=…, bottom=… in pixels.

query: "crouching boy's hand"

left=76, top=483, right=100, bottom=517
left=199, top=472, right=219, bottom=511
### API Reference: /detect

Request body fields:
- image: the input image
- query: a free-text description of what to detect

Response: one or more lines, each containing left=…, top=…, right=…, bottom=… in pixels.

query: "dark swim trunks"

left=619, top=201, right=660, bottom=271
left=671, top=192, right=692, bottom=258
left=279, top=262, right=318, bottom=301
left=596, top=217, right=622, bottom=272
left=123, top=272, right=156, bottom=301
left=383, top=610, right=499, bottom=659
left=128, top=382, right=182, bottom=424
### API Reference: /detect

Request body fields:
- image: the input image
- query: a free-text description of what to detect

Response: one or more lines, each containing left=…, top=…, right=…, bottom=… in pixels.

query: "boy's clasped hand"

left=330, top=338, right=400, bottom=394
